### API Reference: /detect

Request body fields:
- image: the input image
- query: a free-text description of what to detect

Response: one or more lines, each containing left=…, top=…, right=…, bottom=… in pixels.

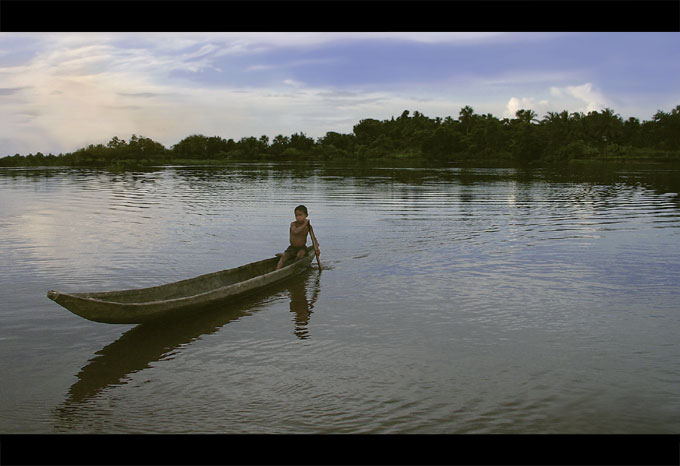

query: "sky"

left=0, top=32, right=679, bottom=157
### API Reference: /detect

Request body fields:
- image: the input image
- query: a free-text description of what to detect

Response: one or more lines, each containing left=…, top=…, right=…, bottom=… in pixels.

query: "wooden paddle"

left=308, top=221, right=322, bottom=270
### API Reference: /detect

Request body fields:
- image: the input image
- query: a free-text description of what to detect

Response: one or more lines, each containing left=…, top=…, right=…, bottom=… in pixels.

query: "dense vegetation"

left=2, top=105, right=680, bottom=168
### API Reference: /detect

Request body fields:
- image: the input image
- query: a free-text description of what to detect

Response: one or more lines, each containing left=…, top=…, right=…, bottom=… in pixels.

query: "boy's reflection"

left=288, top=272, right=320, bottom=340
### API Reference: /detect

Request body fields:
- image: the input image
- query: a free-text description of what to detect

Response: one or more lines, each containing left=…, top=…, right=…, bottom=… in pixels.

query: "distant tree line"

left=2, top=105, right=680, bottom=167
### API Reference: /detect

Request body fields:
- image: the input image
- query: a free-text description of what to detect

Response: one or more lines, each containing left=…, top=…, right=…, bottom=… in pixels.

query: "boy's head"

left=294, top=205, right=308, bottom=223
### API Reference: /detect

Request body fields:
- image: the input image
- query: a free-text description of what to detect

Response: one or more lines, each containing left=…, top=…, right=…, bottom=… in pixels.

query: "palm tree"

left=514, top=109, right=538, bottom=124
left=652, top=105, right=680, bottom=150
left=585, top=108, right=623, bottom=146
left=542, top=110, right=572, bottom=149
left=459, top=105, right=476, bottom=135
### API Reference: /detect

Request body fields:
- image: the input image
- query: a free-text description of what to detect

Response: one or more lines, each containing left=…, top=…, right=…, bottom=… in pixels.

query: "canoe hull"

left=48, top=247, right=315, bottom=324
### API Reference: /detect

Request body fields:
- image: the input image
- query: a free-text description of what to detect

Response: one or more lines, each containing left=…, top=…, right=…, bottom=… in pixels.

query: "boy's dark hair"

left=295, top=205, right=308, bottom=215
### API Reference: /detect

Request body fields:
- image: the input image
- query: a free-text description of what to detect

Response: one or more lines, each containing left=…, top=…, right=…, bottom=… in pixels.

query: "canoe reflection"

left=62, top=269, right=320, bottom=405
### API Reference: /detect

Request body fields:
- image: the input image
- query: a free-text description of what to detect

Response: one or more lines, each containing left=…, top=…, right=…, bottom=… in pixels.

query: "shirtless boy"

left=276, top=205, right=321, bottom=270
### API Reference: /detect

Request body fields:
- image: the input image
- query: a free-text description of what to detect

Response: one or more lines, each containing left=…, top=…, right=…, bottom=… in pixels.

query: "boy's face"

left=295, top=210, right=307, bottom=224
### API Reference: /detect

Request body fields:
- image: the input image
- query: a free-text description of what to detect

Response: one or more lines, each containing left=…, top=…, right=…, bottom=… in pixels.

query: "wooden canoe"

left=47, top=246, right=316, bottom=324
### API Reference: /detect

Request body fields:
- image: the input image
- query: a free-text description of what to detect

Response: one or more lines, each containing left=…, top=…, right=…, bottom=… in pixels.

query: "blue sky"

left=1, top=32, right=678, bottom=156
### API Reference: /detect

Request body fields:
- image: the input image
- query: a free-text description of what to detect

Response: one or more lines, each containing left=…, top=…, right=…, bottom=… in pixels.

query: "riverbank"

left=2, top=106, right=680, bottom=169
left=2, top=150, right=680, bottom=171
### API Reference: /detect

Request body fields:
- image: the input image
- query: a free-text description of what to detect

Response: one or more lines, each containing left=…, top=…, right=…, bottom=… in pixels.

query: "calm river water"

left=1, top=163, right=679, bottom=434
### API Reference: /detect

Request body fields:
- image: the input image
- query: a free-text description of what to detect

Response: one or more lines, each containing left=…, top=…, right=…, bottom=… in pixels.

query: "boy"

left=276, top=205, right=321, bottom=270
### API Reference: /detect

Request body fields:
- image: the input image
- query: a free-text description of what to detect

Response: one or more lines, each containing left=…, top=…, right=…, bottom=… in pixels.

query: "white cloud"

left=504, top=82, right=610, bottom=120
left=561, top=82, right=608, bottom=112
left=503, top=97, right=550, bottom=119
left=550, top=83, right=608, bottom=112
left=550, top=87, right=563, bottom=97
left=282, top=79, right=304, bottom=87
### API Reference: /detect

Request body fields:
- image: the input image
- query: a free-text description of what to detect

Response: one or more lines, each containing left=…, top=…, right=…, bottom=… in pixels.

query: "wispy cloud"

left=0, top=87, right=28, bottom=96
left=245, top=58, right=339, bottom=73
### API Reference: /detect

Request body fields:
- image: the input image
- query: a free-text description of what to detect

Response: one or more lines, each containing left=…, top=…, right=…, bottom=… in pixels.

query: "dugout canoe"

left=47, top=246, right=316, bottom=324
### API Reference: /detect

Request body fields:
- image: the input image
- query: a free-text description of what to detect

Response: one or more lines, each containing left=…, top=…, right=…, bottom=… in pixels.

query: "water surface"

left=1, top=164, right=679, bottom=433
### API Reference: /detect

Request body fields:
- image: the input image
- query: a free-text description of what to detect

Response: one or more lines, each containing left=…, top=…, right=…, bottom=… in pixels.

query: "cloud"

left=482, top=70, right=582, bottom=88
left=504, top=97, right=550, bottom=119
left=117, top=92, right=163, bottom=98
left=558, top=82, right=608, bottom=112
left=0, top=87, right=28, bottom=96
left=504, top=82, right=610, bottom=119
left=282, top=79, right=304, bottom=87
left=245, top=57, right=339, bottom=73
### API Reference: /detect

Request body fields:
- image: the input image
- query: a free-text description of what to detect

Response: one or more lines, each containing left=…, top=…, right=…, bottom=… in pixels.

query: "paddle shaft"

left=308, top=222, right=322, bottom=269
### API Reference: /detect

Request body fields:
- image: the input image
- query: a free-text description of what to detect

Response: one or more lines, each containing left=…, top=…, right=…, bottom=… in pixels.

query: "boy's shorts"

left=284, top=245, right=307, bottom=257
